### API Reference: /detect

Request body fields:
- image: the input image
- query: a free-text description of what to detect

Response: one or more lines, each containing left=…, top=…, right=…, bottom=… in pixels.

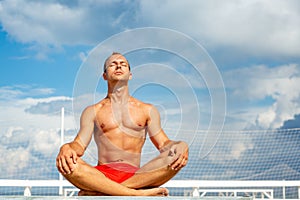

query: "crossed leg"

left=77, top=163, right=177, bottom=196
left=122, top=146, right=181, bottom=189
left=79, top=141, right=186, bottom=196
left=65, top=141, right=187, bottom=196
left=63, top=158, right=168, bottom=196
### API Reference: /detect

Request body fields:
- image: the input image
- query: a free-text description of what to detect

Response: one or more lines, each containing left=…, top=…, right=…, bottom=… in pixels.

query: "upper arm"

left=75, top=106, right=95, bottom=151
left=146, top=105, right=170, bottom=150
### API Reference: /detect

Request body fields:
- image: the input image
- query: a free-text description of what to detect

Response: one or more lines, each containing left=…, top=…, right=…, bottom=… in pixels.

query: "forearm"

left=159, top=140, right=189, bottom=156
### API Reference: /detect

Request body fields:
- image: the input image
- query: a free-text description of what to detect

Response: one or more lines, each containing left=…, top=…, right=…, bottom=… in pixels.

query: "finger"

left=69, top=152, right=78, bottom=172
left=56, top=156, right=67, bottom=174
left=72, top=151, right=78, bottom=164
left=56, top=158, right=63, bottom=173
left=168, top=152, right=179, bottom=164
left=180, top=157, right=188, bottom=167
left=184, top=149, right=189, bottom=157
left=65, top=156, right=75, bottom=173
left=172, top=154, right=188, bottom=170
left=173, top=159, right=185, bottom=170
left=61, top=157, right=72, bottom=174
left=170, top=154, right=182, bottom=170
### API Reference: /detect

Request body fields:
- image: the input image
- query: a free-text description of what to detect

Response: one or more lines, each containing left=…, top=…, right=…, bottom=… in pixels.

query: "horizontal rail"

left=1, top=179, right=300, bottom=198
left=162, top=180, right=300, bottom=188
left=0, top=180, right=73, bottom=187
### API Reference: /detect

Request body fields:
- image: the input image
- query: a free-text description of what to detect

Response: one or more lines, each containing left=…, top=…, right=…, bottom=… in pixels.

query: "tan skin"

left=56, top=54, right=189, bottom=196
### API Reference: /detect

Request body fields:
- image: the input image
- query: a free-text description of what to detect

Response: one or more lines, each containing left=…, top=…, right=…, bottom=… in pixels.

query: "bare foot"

left=78, top=190, right=106, bottom=196
left=78, top=187, right=168, bottom=196
left=138, top=187, right=169, bottom=196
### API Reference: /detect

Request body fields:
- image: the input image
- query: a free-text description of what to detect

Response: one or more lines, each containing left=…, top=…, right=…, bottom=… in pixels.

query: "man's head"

left=102, top=52, right=132, bottom=82
left=103, top=52, right=131, bottom=73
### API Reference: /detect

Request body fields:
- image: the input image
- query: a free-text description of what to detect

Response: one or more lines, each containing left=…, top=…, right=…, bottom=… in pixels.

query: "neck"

left=107, top=82, right=130, bottom=104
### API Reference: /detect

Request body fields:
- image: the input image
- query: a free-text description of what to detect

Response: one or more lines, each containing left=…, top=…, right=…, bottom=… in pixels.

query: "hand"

left=168, top=141, right=189, bottom=171
left=56, top=144, right=78, bottom=175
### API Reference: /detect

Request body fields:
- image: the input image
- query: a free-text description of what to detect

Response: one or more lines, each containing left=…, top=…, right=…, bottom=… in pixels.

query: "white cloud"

left=0, top=0, right=83, bottom=45
left=224, top=63, right=300, bottom=129
left=0, top=85, right=55, bottom=100
left=0, top=86, right=78, bottom=178
left=225, top=64, right=299, bottom=99
left=0, top=0, right=135, bottom=45
left=79, top=51, right=88, bottom=62
left=255, top=109, right=276, bottom=129
left=1, top=0, right=299, bottom=58
left=231, top=142, right=253, bottom=160
left=31, top=129, right=61, bottom=155
left=206, top=130, right=254, bottom=164
left=138, top=0, right=300, bottom=57
left=4, top=126, right=23, bottom=138
left=0, top=146, right=30, bottom=176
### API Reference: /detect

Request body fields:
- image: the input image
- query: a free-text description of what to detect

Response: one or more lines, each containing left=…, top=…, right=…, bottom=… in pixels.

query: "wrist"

left=70, top=141, right=84, bottom=157
left=159, top=140, right=173, bottom=153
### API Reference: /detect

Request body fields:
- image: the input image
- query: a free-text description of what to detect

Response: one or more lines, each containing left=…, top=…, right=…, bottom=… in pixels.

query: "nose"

left=115, top=63, right=123, bottom=70
left=116, top=64, right=121, bottom=69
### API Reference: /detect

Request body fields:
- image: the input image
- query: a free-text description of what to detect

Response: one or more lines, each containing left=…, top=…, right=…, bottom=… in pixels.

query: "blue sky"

left=0, top=0, right=300, bottom=184
left=1, top=0, right=299, bottom=130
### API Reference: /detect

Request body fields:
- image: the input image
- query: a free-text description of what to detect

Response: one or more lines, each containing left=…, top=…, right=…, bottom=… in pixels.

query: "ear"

left=129, top=72, right=132, bottom=80
left=103, top=72, right=107, bottom=80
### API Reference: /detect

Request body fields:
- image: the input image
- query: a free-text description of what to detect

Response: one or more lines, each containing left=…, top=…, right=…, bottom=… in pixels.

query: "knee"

left=178, top=140, right=188, bottom=147
left=60, top=159, right=85, bottom=178
left=167, top=141, right=189, bottom=159
left=172, top=140, right=189, bottom=152
left=71, top=159, right=87, bottom=175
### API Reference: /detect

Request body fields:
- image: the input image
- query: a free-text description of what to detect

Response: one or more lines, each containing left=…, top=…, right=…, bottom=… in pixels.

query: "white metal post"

left=282, top=179, right=286, bottom=199
left=192, top=187, right=199, bottom=197
left=59, top=107, right=65, bottom=195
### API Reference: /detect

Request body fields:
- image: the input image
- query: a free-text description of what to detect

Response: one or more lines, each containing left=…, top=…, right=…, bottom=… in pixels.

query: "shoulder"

left=94, top=99, right=108, bottom=109
left=86, top=98, right=110, bottom=113
left=81, top=99, right=108, bottom=119
left=80, top=105, right=96, bottom=122
left=130, top=97, right=159, bottom=118
left=129, top=97, right=154, bottom=110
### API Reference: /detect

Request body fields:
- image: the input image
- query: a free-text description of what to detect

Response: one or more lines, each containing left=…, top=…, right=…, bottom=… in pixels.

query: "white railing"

left=1, top=179, right=300, bottom=199
left=166, top=180, right=300, bottom=199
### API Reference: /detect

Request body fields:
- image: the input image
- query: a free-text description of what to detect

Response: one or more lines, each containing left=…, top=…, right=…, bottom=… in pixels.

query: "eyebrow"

left=109, top=61, right=127, bottom=65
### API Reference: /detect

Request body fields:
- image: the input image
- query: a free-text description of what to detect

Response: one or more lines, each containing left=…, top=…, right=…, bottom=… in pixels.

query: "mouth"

left=114, top=71, right=123, bottom=75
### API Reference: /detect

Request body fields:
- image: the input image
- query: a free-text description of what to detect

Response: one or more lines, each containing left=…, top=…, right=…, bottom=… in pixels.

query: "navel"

left=100, top=123, right=105, bottom=129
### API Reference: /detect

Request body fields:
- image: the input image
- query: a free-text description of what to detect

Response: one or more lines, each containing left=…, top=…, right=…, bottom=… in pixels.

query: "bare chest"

left=95, top=103, right=148, bottom=135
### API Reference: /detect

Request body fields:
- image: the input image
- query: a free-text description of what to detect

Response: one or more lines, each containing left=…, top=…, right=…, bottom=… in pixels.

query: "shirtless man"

left=56, top=52, right=189, bottom=196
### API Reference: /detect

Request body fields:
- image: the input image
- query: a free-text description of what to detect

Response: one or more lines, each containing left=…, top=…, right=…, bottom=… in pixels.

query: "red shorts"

left=95, top=163, right=139, bottom=183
